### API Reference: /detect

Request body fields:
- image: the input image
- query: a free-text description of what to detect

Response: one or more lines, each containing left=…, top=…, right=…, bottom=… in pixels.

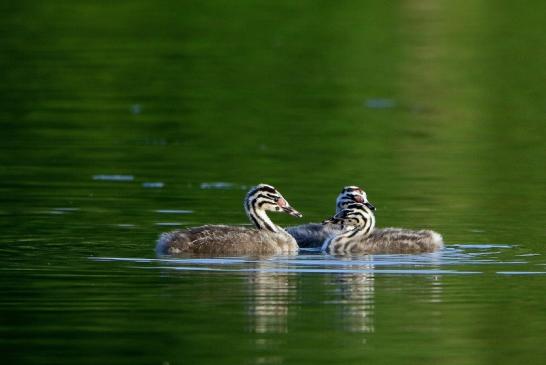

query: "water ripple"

left=90, top=244, right=546, bottom=276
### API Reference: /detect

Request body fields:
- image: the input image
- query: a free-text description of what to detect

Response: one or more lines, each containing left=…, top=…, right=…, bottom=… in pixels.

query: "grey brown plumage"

left=339, top=227, right=443, bottom=254
left=156, top=184, right=302, bottom=256
left=286, top=223, right=341, bottom=248
left=157, top=225, right=298, bottom=255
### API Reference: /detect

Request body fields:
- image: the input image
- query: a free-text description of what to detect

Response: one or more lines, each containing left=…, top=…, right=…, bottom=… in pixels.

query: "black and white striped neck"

left=244, top=184, right=283, bottom=233
left=245, top=202, right=280, bottom=233
left=322, top=203, right=376, bottom=252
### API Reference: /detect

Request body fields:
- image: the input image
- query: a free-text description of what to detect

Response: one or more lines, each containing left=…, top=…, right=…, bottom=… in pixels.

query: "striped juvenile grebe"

left=322, top=203, right=443, bottom=254
left=156, top=184, right=302, bottom=255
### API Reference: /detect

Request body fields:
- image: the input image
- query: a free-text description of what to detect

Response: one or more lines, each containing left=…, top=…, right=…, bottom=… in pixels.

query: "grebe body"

left=156, top=184, right=302, bottom=255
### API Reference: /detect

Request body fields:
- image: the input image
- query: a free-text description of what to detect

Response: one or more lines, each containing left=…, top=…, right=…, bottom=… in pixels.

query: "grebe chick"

left=286, top=186, right=373, bottom=248
left=156, top=184, right=303, bottom=256
left=322, top=203, right=443, bottom=254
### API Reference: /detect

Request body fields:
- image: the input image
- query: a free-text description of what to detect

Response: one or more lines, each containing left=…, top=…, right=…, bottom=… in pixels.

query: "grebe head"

left=322, top=203, right=375, bottom=230
left=321, top=202, right=376, bottom=252
left=245, top=184, right=303, bottom=218
left=336, top=186, right=376, bottom=212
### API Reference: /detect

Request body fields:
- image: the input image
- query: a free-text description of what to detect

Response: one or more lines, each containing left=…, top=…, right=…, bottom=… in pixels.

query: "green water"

left=1, top=1, right=545, bottom=364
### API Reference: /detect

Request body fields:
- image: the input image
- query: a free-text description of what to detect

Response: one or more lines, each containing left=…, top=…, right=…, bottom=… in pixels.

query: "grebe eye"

left=354, top=195, right=364, bottom=203
left=277, top=197, right=287, bottom=207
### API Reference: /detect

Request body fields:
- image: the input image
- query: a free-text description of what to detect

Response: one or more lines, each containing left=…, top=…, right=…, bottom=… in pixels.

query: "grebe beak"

left=365, top=202, right=376, bottom=211
left=282, top=206, right=303, bottom=218
left=322, top=217, right=343, bottom=225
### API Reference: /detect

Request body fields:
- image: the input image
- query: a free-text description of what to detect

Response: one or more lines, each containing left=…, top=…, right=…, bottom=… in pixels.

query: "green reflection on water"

left=1, top=1, right=545, bottom=364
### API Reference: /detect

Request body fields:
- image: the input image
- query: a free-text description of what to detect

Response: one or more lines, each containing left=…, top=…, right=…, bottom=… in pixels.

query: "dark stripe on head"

left=255, top=193, right=276, bottom=207
left=346, top=203, right=374, bottom=215
left=256, top=185, right=277, bottom=194
left=247, top=187, right=260, bottom=198
left=342, top=186, right=362, bottom=193
left=247, top=184, right=277, bottom=199
left=346, top=203, right=364, bottom=209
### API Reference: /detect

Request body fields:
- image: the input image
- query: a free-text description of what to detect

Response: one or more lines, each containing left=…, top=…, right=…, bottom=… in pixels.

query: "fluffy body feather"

left=156, top=225, right=298, bottom=255
left=156, top=184, right=302, bottom=256
left=286, top=223, right=342, bottom=248
left=331, top=227, right=443, bottom=254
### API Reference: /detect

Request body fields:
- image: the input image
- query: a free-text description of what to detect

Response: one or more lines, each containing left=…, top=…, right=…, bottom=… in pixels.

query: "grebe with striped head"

left=156, top=184, right=303, bottom=256
left=322, top=203, right=443, bottom=254
left=286, top=186, right=372, bottom=248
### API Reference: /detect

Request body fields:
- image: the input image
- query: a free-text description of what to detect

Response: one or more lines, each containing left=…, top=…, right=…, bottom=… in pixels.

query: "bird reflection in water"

left=331, top=256, right=375, bottom=334
left=245, top=260, right=294, bottom=365
left=246, top=261, right=295, bottom=334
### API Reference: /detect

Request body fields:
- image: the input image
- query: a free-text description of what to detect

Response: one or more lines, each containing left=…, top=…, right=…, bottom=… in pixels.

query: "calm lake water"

left=1, top=1, right=545, bottom=364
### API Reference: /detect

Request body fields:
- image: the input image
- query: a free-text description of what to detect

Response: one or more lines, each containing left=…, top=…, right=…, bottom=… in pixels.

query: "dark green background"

left=1, top=1, right=545, bottom=364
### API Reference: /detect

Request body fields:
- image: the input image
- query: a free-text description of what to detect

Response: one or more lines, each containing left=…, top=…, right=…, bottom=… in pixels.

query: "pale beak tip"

left=290, top=209, right=303, bottom=218
left=284, top=207, right=303, bottom=218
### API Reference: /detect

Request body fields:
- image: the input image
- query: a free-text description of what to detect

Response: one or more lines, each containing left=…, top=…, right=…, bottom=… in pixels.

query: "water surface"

left=1, top=1, right=545, bottom=364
